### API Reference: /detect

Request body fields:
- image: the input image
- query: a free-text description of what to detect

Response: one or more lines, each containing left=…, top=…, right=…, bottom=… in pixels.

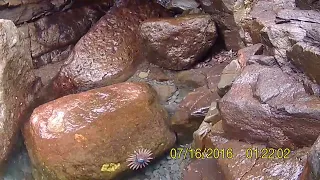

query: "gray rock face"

left=140, top=14, right=217, bottom=70
left=52, top=0, right=170, bottom=97
left=0, top=20, right=36, bottom=173
left=219, top=64, right=320, bottom=149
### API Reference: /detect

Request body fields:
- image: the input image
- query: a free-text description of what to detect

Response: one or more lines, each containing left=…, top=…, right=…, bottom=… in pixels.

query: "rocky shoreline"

left=0, top=0, right=319, bottom=179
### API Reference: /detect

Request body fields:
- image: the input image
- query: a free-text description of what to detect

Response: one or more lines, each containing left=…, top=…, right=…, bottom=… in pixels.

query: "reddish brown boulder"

left=23, top=82, right=176, bottom=180
left=52, top=1, right=170, bottom=96
left=171, top=86, right=220, bottom=143
left=139, top=14, right=218, bottom=70
left=219, top=64, right=320, bottom=149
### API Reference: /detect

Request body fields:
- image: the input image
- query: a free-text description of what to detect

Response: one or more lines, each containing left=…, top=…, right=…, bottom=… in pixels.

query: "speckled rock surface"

left=220, top=64, right=320, bottom=149
left=140, top=14, right=217, bottom=70
left=0, top=20, right=37, bottom=174
left=23, top=82, right=176, bottom=180
left=52, top=0, right=170, bottom=97
left=25, top=5, right=107, bottom=68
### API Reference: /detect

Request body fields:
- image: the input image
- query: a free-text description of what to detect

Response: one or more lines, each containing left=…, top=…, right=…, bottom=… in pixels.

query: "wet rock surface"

left=140, top=14, right=217, bottom=70
left=2, top=0, right=320, bottom=179
left=195, top=120, right=310, bottom=180
left=52, top=0, right=170, bottom=97
left=220, top=64, right=320, bottom=149
left=25, top=5, right=106, bottom=68
left=23, top=82, right=176, bottom=180
left=196, top=0, right=253, bottom=50
left=171, top=86, right=220, bottom=143
left=0, top=0, right=74, bottom=25
left=0, top=20, right=37, bottom=173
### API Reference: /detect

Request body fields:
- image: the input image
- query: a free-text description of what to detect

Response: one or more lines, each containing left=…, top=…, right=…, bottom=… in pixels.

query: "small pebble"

left=139, top=71, right=149, bottom=79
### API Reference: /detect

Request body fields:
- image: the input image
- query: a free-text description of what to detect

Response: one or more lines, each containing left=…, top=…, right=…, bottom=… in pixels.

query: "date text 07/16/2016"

left=169, top=147, right=291, bottom=160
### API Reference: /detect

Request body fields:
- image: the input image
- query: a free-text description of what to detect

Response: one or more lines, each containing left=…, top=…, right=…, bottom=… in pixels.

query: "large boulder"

left=140, top=14, right=218, bottom=70
left=219, top=64, right=320, bottom=149
left=0, top=20, right=37, bottom=173
left=23, top=82, right=176, bottom=180
left=52, top=0, right=170, bottom=97
left=25, top=5, right=106, bottom=68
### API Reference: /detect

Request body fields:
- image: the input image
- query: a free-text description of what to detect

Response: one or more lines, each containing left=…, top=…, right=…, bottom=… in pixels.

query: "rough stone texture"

left=182, top=158, right=225, bottom=180
left=237, top=43, right=264, bottom=67
left=219, top=64, right=320, bottom=149
left=0, top=20, right=37, bottom=173
left=152, top=84, right=177, bottom=102
left=217, top=60, right=241, bottom=97
left=140, top=14, right=217, bottom=70
left=250, top=9, right=320, bottom=73
left=241, top=0, right=296, bottom=46
left=247, top=55, right=277, bottom=66
left=32, top=45, right=74, bottom=68
left=218, top=140, right=308, bottom=180
left=52, top=0, right=170, bottom=97
left=205, top=62, right=229, bottom=90
left=171, top=86, right=220, bottom=143
left=288, top=42, right=320, bottom=85
left=203, top=101, right=220, bottom=124
left=23, top=82, right=176, bottom=180
left=167, top=0, right=199, bottom=12
left=175, top=70, right=207, bottom=89
left=199, top=121, right=309, bottom=180
left=296, top=0, right=320, bottom=11
left=21, top=5, right=106, bottom=68
left=196, top=0, right=255, bottom=50
left=301, top=136, right=320, bottom=180
left=0, top=0, right=74, bottom=25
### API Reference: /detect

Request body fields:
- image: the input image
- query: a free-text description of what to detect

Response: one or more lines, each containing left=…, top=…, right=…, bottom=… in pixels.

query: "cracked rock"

left=219, top=64, right=320, bottom=149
